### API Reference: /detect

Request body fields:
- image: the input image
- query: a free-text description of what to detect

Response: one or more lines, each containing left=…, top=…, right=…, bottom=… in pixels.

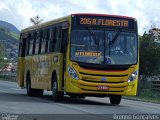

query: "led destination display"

left=72, top=15, right=137, bottom=30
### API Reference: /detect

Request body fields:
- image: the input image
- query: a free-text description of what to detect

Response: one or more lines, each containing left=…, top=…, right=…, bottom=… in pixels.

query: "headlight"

left=128, top=70, right=138, bottom=82
left=68, top=66, right=79, bottom=80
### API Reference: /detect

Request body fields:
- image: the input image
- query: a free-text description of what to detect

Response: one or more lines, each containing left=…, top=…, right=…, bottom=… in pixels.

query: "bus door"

left=61, top=24, right=69, bottom=88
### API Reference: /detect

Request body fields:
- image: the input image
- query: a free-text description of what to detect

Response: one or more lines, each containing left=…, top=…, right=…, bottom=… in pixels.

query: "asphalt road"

left=0, top=80, right=160, bottom=120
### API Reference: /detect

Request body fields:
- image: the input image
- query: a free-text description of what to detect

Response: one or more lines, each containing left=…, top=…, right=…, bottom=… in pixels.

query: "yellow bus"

left=17, top=13, right=139, bottom=105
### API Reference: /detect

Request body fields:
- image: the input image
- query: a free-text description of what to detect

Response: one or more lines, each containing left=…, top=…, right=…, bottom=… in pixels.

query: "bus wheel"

left=26, top=73, right=43, bottom=97
left=77, top=95, right=85, bottom=99
left=35, top=89, right=43, bottom=97
left=69, top=94, right=78, bottom=99
left=109, top=95, right=121, bottom=105
left=52, top=75, right=64, bottom=101
left=26, top=73, right=34, bottom=96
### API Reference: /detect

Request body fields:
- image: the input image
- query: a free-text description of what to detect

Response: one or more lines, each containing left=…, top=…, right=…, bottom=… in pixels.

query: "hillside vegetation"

left=0, top=29, right=19, bottom=42
left=0, top=23, right=19, bottom=64
left=0, top=20, right=19, bottom=33
left=9, top=32, right=20, bottom=40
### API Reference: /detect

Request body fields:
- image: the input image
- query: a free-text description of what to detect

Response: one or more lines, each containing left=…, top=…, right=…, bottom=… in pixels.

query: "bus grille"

left=77, top=71, right=129, bottom=93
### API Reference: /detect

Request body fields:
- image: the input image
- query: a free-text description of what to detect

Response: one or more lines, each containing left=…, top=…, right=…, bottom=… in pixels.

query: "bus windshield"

left=70, top=30, right=138, bottom=65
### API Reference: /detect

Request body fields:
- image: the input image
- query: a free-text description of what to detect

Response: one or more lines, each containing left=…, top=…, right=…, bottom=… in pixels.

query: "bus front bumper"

left=65, top=77, right=138, bottom=96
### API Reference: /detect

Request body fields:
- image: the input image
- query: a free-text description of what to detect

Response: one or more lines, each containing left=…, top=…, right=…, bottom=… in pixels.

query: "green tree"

left=139, top=33, right=160, bottom=81
left=0, top=26, right=10, bottom=35
left=0, top=43, right=5, bottom=69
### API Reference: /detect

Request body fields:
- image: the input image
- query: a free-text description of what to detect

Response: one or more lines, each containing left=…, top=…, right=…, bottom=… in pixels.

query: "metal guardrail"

left=0, top=71, right=16, bottom=76
left=151, top=80, right=160, bottom=91
left=0, top=71, right=17, bottom=80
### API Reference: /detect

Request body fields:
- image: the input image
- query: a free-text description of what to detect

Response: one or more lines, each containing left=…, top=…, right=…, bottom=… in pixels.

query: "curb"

left=0, top=79, right=16, bottom=82
left=123, top=96, right=160, bottom=104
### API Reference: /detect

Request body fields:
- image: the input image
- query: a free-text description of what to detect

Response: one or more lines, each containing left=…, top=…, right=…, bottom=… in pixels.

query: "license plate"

left=97, top=86, right=109, bottom=91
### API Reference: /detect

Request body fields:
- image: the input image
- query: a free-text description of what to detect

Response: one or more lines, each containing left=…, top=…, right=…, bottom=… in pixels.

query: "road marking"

left=0, top=89, right=10, bottom=94
left=10, top=88, right=21, bottom=91
left=0, top=88, right=22, bottom=94
left=56, top=103, right=94, bottom=114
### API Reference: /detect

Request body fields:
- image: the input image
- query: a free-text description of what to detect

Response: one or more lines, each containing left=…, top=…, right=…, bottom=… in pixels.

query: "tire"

left=69, top=94, right=78, bottom=99
left=26, top=73, right=43, bottom=97
left=69, top=94, right=85, bottom=99
left=34, top=89, right=43, bottom=97
left=52, top=75, right=63, bottom=101
left=26, top=73, right=34, bottom=96
left=77, top=95, right=85, bottom=99
left=109, top=95, right=122, bottom=105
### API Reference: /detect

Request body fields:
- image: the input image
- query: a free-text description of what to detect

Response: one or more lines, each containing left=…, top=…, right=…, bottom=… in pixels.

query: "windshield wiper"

left=106, top=29, right=122, bottom=64
left=109, top=29, right=122, bottom=46
left=87, top=27, right=99, bottom=53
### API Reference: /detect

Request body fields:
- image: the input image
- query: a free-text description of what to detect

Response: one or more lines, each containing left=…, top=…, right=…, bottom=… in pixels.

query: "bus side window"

left=49, top=28, right=54, bottom=52
left=32, top=32, right=37, bottom=55
left=29, top=33, right=34, bottom=55
left=38, top=31, right=43, bottom=54
left=18, top=35, right=26, bottom=57
left=22, top=39, right=26, bottom=57
left=26, top=34, right=30, bottom=55
left=49, top=27, right=57, bottom=52
left=45, top=29, right=49, bottom=53
left=54, top=26, right=61, bottom=52
left=35, top=32, right=40, bottom=54
left=61, top=29, right=68, bottom=52
left=41, top=30, right=46, bottom=54
left=18, top=35, right=22, bottom=57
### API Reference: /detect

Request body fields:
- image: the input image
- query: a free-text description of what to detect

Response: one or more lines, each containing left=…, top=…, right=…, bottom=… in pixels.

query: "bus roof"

left=21, top=15, right=70, bottom=33
left=21, top=13, right=136, bottom=33
left=72, top=13, right=136, bottom=20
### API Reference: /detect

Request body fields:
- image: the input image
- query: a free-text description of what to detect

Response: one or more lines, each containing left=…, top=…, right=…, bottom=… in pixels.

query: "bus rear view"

left=66, top=14, right=139, bottom=104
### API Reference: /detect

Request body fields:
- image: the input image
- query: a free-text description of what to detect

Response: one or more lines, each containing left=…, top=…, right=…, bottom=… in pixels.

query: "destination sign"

left=80, top=18, right=128, bottom=27
left=72, top=15, right=136, bottom=30
left=75, top=51, right=101, bottom=57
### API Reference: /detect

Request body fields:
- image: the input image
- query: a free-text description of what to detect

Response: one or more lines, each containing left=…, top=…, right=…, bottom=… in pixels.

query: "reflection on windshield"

left=70, top=30, right=137, bottom=65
